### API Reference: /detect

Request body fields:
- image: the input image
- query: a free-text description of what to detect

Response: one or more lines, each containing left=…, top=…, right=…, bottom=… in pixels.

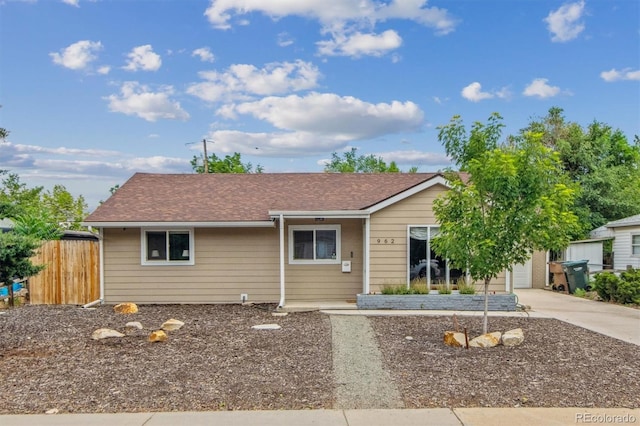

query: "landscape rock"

left=125, top=321, right=143, bottom=330
left=91, top=328, right=125, bottom=340
left=45, top=408, right=59, bottom=415
left=272, top=312, right=288, bottom=317
left=113, top=303, right=138, bottom=314
left=502, top=328, right=525, bottom=347
left=161, top=318, right=184, bottom=331
left=251, top=324, right=282, bottom=330
left=405, top=336, right=414, bottom=341
left=148, top=330, right=168, bottom=342
left=443, top=331, right=466, bottom=348
left=469, top=331, right=502, bottom=348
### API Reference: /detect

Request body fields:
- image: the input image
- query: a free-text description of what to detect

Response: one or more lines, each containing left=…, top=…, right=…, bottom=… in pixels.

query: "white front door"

left=513, top=257, right=532, bottom=289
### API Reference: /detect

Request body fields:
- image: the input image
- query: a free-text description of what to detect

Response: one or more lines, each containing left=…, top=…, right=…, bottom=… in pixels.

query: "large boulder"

left=502, top=328, right=525, bottom=347
left=91, top=328, right=125, bottom=340
left=161, top=319, right=184, bottom=331
left=469, top=332, right=502, bottom=348
left=443, top=331, right=466, bottom=348
left=113, top=303, right=138, bottom=314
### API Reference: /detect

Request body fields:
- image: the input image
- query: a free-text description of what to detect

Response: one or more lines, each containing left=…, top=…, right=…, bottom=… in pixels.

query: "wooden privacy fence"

left=28, top=238, right=100, bottom=304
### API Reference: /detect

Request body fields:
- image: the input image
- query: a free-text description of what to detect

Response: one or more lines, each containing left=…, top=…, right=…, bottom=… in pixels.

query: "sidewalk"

left=1, top=408, right=638, bottom=425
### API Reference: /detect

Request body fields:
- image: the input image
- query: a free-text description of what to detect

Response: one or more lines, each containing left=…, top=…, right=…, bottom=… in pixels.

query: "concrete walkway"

left=1, top=408, right=638, bottom=425
left=514, top=288, right=640, bottom=346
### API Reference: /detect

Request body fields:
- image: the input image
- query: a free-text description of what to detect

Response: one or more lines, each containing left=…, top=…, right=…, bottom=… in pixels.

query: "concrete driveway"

left=514, top=289, right=640, bottom=346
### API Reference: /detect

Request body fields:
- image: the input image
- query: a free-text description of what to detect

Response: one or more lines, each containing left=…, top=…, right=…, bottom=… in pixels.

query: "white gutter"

left=82, top=227, right=104, bottom=309
left=505, top=269, right=511, bottom=293
left=269, top=210, right=368, bottom=219
left=278, top=214, right=285, bottom=308
left=82, top=221, right=276, bottom=228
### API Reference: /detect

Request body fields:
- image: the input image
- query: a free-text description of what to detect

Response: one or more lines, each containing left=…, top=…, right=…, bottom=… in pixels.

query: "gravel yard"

left=371, top=315, right=640, bottom=409
left=0, top=304, right=638, bottom=414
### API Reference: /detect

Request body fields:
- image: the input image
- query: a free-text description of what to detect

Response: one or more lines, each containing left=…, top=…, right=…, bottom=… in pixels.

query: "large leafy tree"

left=432, top=114, right=579, bottom=333
left=191, top=152, right=263, bottom=174
left=325, top=147, right=409, bottom=173
left=522, top=107, right=640, bottom=237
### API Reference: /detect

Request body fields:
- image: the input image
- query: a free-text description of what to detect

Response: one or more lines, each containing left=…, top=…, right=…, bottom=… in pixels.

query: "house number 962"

left=376, top=238, right=394, bottom=244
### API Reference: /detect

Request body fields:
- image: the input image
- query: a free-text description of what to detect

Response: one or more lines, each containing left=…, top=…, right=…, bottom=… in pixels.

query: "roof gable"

left=85, top=172, right=442, bottom=224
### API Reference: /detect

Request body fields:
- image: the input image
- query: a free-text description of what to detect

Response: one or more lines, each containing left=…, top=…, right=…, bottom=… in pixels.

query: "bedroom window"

left=142, top=229, right=194, bottom=265
left=632, top=235, right=640, bottom=256
left=289, top=225, right=341, bottom=264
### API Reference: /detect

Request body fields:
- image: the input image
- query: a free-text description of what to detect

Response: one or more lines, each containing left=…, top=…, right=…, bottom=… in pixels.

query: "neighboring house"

left=601, top=214, right=640, bottom=271
left=84, top=172, right=515, bottom=306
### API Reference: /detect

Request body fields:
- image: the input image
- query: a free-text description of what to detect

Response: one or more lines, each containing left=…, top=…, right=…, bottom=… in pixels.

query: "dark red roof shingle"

left=85, top=172, right=441, bottom=223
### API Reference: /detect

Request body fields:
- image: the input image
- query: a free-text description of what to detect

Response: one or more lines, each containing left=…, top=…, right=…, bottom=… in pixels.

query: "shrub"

left=593, top=272, right=619, bottom=302
left=457, top=280, right=476, bottom=295
left=593, top=269, right=640, bottom=305
left=437, top=282, right=452, bottom=294
left=574, top=288, right=587, bottom=298
left=616, top=268, right=640, bottom=305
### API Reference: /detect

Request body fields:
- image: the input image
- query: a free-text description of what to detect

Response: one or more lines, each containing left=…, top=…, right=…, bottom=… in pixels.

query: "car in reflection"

left=409, top=259, right=441, bottom=281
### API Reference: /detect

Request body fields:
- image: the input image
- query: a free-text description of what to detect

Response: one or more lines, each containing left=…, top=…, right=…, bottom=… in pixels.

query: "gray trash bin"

left=561, top=260, right=590, bottom=293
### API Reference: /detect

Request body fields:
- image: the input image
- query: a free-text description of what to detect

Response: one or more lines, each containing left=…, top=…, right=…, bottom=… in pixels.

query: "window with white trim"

left=141, top=229, right=194, bottom=265
left=408, top=225, right=465, bottom=287
left=632, top=234, right=640, bottom=256
left=289, top=225, right=341, bottom=264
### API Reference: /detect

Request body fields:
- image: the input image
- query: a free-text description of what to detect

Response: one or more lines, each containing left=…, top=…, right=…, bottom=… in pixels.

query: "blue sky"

left=1, top=0, right=638, bottom=209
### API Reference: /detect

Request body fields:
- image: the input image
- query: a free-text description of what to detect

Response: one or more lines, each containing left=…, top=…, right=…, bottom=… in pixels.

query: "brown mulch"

left=0, top=304, right=333, bottom=414
left=371, top=315, right=640, bottom=409
left=0, top=304, right=639, bottom=414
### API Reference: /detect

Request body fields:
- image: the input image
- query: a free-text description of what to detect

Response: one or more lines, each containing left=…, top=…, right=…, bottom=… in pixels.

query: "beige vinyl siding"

left=103, top=227, right=280, bottom=304
left=284, top=219, right=363, bottom=301
left=369, top=183, right=506, bottom=293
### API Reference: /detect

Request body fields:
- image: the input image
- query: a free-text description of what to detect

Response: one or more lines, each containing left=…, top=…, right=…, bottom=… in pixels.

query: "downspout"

left=505, top=269, right=512, bottom=293
left=278, top=214, right=285, bottom=309
left=364, top=217, right=370, bottom=294
left=82, top=227, right=104, bottom=309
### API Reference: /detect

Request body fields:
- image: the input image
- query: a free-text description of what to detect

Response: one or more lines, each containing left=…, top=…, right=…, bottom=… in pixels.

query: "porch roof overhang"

left=269, top=210, right=370, bottom=220
left=82, top=220, right=276, bottom=228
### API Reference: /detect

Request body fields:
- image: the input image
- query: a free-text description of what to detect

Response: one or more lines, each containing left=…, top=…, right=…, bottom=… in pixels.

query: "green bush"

left=616, top=269, right=640, bottom=305
left=573, top=288, right=587, bottom=298
left=593, top=272, right=619, bottom=301
left=593, top=269, right=640, bottom=305
left=436, top=282, right=452, bottom=294
left=457, top=280, right=476, bottom=294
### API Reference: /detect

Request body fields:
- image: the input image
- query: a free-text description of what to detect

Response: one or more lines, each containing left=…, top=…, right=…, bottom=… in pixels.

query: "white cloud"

left=62, top=0, right=79, bottom=6
left=105, top=81, right=190, bottom=122
left=377, top=150, right=451, bottom=166
left=205, top=130, right=346, bottom=156
left=544, top=1, right=586, bottom=42
left=50, top=40, right=102, bottom=70
left=600, top=68, right=640, bottom=82
left=206, top=0, right=456, bottom=32
left=123, top=45, right=162, bottom=72
left=278, top=32, right=294, bottom=47
left=204, top=0, right=457, bottom=58
left=461, top=82, right=493, bottom=102
left=523, top=78, right=561, bottom=98
left=317, top=30, right=402, bottom=57
left=187, top=60, right=320, bottom=102
left=224, top=92, right=424, bottom=141
left=192, top=47, right=215, bottom=63
left=97, top=65, right=111, bottom=75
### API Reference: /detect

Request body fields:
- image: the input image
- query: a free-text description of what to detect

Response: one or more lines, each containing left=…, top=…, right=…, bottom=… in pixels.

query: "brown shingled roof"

left=85, top=172, right=441, bottom=223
